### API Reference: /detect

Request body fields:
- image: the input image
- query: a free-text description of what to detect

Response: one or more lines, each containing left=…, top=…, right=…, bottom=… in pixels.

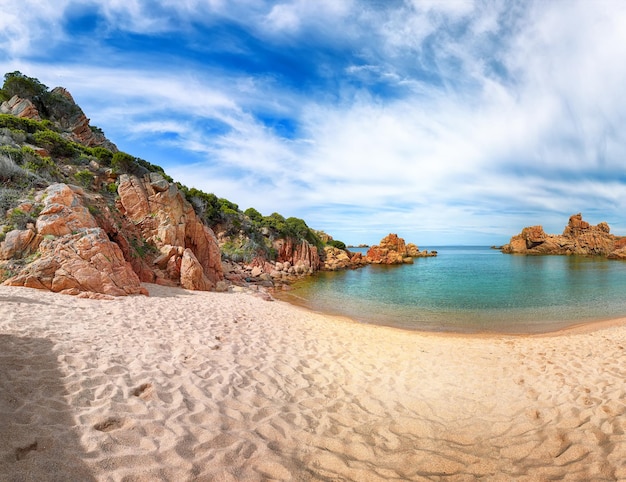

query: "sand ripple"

left=2, top=284, right=626, bottom=480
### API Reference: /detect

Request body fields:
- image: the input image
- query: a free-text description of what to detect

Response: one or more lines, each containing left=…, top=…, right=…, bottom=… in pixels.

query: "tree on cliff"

left=1, top=72, right=48, bottom=101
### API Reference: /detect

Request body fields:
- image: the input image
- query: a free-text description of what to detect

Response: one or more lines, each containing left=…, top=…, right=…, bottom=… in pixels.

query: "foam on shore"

left=1, top=283, right=626, bottom=480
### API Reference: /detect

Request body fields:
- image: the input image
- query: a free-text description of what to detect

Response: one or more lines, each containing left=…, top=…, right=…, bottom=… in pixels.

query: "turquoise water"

left=280, top=246, right=626, bottom=333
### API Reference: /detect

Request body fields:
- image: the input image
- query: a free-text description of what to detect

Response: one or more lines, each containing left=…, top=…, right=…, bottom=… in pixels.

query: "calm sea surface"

left=277, top=246, right=626, bottom=334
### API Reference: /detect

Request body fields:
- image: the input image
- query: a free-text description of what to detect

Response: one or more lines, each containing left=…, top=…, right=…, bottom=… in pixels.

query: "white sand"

left=1, top=283, right=626, bottom=481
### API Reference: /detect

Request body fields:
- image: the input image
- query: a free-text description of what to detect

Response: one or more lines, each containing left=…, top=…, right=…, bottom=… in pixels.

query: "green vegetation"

left=90, top=146, right=113, bottom=165
left=74, top=169, right=94, bottom=188
left=328, top=239, right=347, bottom=250
left=2, top=71, right=48, bottom=100
left=0, top=114, right=47, bottom=134
left=8, top=208, right=34, bottom=230
left=129, top=236, right=158, bottom=259
left=33, top=130, right=76, bottom=158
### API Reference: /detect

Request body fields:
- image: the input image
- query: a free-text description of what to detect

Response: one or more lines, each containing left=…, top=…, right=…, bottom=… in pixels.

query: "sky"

left=1, top=0, right=626, bottom=245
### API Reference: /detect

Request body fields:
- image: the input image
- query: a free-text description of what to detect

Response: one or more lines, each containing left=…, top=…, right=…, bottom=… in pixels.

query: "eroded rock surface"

left=502, top=213, right=626, bottom=258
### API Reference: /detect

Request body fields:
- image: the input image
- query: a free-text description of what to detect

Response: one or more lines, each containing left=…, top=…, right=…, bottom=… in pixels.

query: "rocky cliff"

left=0, top=73, right=225, bottom=296
left=116, top=173, right=223, bottom=290
left=501, top=213, right=626, bottom=258
left=0, top=173, right=226, bottom=297
left=1, top=183, right=147, bottom=298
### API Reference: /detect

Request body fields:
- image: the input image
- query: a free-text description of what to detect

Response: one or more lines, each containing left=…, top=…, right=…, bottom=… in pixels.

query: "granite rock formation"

left=0, top=95, right=41, bottom=120
left=1, top=172, right=226, bottom=296
left=366, top=233, right=436, bottom=264
left=116, top=173, right=224, bottom=289
left=1, top=184, right=147, bottom=298
left=274, top=237, right=321, bottom=274
left=501, top=213, right=626, bottom=258
left=49, top=87, right=116, bottom=150
left=323, top=246, right=368, bottom=271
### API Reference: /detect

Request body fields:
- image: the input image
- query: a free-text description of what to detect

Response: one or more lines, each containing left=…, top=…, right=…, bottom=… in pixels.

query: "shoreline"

left=2, top=283, right=626, bottom=480
left=273, top=283, right=626, bottom=337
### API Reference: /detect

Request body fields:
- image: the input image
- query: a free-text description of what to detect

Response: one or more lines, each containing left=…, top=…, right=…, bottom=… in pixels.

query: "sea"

left=277, top=246, right=626, bottom=334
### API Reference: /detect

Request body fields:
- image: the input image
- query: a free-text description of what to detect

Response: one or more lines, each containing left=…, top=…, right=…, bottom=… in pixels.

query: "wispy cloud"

left=1, top=1, right=626, bottom=244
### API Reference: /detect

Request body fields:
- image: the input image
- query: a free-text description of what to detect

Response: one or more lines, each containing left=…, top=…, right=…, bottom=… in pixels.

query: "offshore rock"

left=366, top=233, right=435, bottom=264
left=366, top=233, right=408, bottom=264
left=323, top=246, right=369, bottom=270
left=502, top=213, right=625, bottom=257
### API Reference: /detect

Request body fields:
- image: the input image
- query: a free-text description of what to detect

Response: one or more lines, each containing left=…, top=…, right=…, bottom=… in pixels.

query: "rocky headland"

left=0, top=72, right=432, bottom=298
left=501, top=213, right=626, bottom=259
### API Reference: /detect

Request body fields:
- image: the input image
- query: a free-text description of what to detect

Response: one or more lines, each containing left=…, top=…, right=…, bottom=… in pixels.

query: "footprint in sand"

left=93, top=417, right=125, bottom=432
left=15, top=441, right=38, bottom=461
left=132, top=382, right=154, bottom=400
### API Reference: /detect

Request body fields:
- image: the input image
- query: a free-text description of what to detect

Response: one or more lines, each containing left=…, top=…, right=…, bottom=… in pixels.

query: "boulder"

left=406, top=243, right=421, bottom=257
left=5, top=228, right=146, bottom=296
left=180, top=248, right=213, bottom=291
left=323, top=246, right=352, bottom=270
left=0, top=227, right=40, bottom=260
left=2, top=183, right=146, bottom=296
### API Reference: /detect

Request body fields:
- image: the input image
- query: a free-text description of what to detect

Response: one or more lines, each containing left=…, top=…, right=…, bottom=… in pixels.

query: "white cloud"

left=0, top=0, right=72, bottom=56
left=2, top=1, right=626, bottom=244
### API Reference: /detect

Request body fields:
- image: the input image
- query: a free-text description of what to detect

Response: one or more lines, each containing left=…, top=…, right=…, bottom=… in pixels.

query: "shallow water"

left=278, top=246, right=626, bottom=333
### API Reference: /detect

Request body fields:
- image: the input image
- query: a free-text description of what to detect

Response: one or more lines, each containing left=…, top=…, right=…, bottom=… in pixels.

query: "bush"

left=24, top=155, right=59, bottom=179
left=328, top=239, right=347, bottom=250
left=0, top=147, right=24, bottom=165
left=74, top=170, right=94, bottom=188
left=2, top=72, right=48, bottom=100
left=8, top=208, right=34, bottom=230
left=135, top=157, right=173, bottom=181
left=244, top=207, right=263, bottom=224
left=0, top=114, right=46, bottom=134
left=111, top=151, right=136, bottom=174
left=33, top=130, right=76, bottom=157
left=90, top=146, right=113, bottom=166
left=0, top=154, right=28, bottom=182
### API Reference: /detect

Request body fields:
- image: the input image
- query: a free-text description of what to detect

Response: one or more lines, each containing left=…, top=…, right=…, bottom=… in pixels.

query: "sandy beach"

left=1, top=284, right=626, bottom=481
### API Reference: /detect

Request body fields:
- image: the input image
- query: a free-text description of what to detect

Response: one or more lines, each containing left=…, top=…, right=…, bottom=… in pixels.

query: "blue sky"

left=2, top=0, right=626, bottom=245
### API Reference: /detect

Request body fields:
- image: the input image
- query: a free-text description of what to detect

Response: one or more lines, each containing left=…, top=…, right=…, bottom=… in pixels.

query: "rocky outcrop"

left=0, top=95, right=41, bottom=120
left=1, top=90, right=117, bottom=151
left=48, top=87, right=116, bottom=150
left=323, top=246, right=368, bottom=271
left=1, top=184, right=146, bottom=298
left=274, top=237, right=321, bottom=274
left=502, top=213, right=626, bottom=258
left=407, top=242, right=437, bottom=258
left=117, top=173, right=224, bottom=290
left=1, top=175, right=226, bottom=296
left=366, top=233, right=437, bottom=264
